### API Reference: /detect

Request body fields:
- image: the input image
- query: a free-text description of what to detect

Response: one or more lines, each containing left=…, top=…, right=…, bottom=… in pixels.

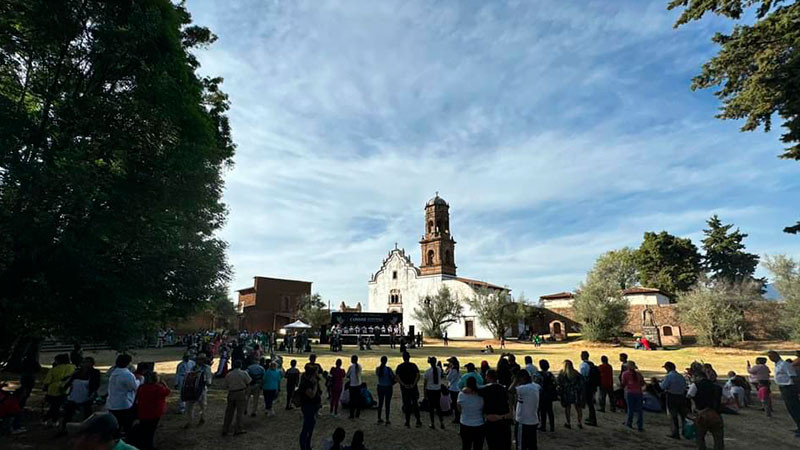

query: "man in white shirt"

left=524, top=356, right=538, bottom=378
left=768, top=351, right=800, bottom=437
left=105, top=354, right=140, bottom=436
left=514, top=370, right=540, bottom=450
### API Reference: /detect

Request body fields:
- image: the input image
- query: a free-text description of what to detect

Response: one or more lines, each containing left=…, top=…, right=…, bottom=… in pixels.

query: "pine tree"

left=636, top=231, right=701, bottom=294
left=701, top=215, right=762, bottom=286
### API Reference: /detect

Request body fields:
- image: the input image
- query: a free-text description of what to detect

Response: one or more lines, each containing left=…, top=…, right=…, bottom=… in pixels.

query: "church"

left=367, top=194, right=508, bottom=339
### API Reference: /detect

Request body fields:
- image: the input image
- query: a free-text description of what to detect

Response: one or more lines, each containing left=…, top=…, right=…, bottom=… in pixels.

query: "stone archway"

left=549, top=320, right=566, bottom=341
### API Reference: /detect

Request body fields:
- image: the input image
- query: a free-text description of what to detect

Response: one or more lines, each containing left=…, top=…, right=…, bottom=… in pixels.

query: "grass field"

left=3, top=338, right=800, bottom=449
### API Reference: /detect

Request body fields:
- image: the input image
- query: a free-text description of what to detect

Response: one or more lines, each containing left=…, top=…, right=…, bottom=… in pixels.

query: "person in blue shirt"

left=245, top=358, right=266, bottom=416
left=659, top=361, right=688, bottom=439
left=458, top=363, right=484, bottom=390
left=262, top=362, right=283, bottom=416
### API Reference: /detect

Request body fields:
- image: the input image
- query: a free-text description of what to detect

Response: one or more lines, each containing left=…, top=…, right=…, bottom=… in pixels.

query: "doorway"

left=464, top=320, right=474, bottom=337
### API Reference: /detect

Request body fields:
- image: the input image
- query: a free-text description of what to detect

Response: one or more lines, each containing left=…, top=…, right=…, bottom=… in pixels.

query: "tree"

left=763, top=254, right=800, bottom=341
left=296, top=293, right=330, bottom=330
left=573, top=258, right=631, bottom=342
left=411, top=286, right=464, bottom=338
left=701, top=215, right=762, bottom=285
left=206, top=289, right=237, bottom=330
left=668, top=1, right=800, bottom=233
left=0, top=1, right=234, bottom=354
left=592, top=247, right=640, bottom=290
left=678, top=279, right=762, bottom=347
left=466, top=287, right=523, bottom=339
left=636, top=231, right=702, bottom=294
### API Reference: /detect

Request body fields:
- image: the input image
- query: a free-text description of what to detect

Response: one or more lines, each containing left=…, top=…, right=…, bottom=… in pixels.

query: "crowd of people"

left=2, top=332, right=800, bottom=450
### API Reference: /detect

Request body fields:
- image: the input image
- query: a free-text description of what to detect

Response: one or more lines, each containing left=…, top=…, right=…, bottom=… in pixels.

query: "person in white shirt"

left=346, top=355, right=363, bottom=419
left=174, top=354, right=196, bottom=414
left=457, top=376, right=484, bottom=449
left=105, top=354, right=140, bottom=436
left=514, top=370, right=540, bottom=450
left=768, top=351, right=800, bottom=436
left=446, top=357, right=462, bottom=424
left=524, top=356, right=538, bottom=378
left=423, top=356, right=445, bottom=429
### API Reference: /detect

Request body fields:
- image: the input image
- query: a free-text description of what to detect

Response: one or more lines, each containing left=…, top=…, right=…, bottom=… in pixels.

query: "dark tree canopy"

left=0, top=0, right=234, bottom=351
left=701, top=215, right=761, bottom=284
left=668, top=0, right=800, bottom=233
left=636, top=231, right=702, bottom=294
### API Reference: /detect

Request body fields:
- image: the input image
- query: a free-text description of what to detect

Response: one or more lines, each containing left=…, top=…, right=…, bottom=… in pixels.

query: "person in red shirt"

left=134, top=371, right=171, bottom=450
left=621, top=361, right=645, bottom=431
left=597, top=355, right=615, bottom=412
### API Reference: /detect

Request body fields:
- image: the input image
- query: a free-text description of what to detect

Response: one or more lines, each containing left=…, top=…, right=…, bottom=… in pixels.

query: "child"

left=747, top=358, right=772, bottom=416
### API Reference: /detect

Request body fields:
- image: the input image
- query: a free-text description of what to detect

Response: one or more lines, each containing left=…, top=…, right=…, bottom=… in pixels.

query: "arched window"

left=436, top=220, right=442, bottom=233
left=427, top=220, right=434, bottom=234
left=389, top=289, right=401, bottom=304
left=662, top=326, right=673, bottom=336
left=427, top=249, right=435, bottom=265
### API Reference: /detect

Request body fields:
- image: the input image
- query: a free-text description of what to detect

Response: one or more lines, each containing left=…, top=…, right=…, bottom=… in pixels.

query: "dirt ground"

left=3, top=339, right=800, bottom=449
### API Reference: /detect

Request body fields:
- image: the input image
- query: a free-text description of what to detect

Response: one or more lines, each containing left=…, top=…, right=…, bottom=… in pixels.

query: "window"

left=389, top=289, right=401, bottom=305
left=662, top=326, right=673, bottom=336
left=427, top=220, right=434, bottom=234
left=392, top=271, right=397, bottom=280
left=427, top=249, right=435, bottom=265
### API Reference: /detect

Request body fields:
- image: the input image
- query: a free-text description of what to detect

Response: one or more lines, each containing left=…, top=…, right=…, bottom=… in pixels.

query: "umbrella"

left=284, top=320, right=312, bottom=329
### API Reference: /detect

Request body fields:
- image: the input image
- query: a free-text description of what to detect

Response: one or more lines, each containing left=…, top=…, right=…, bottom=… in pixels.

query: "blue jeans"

left=377, top=385, right=393, bottom=420
left=625, top=392, right=643, bottom=430
left=263, top=389, right=277, bottom=411
left=299, top=403, right=318, bottom=450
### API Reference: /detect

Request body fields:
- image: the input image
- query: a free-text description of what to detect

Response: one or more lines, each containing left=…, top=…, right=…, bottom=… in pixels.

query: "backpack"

left=587, top=362, right=601, bottom=389
left=181, top=368, right=207, bottom=402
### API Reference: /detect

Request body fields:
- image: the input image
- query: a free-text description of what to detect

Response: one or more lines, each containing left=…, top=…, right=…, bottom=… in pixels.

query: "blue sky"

left=187, top=0, right=800, bottom=305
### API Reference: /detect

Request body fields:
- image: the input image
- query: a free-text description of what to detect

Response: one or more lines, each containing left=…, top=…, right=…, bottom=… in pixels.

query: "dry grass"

left=3, top=339, right=800, bottom=449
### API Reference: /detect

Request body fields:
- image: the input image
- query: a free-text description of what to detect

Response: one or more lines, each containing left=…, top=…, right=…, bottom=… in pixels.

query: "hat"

left=66, top=412, right=119, bottom=440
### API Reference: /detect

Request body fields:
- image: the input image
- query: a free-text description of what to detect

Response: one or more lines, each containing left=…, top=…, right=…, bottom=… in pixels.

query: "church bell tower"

left=419, top=193, right=456, bottom=276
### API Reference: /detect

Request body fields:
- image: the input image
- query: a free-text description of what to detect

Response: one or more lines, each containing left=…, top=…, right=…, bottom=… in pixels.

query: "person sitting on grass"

left=345, top=429, right=367, bottom=450
left=322, top=427, right=346, bottom=450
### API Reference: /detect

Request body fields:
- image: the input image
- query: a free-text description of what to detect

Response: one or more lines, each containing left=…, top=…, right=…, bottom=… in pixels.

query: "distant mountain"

left=764, top=283, right=781, bottom=301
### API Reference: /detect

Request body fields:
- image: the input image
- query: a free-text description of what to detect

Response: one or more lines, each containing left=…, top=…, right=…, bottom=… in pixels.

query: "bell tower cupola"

left=419, top=193, right=456, bottom=276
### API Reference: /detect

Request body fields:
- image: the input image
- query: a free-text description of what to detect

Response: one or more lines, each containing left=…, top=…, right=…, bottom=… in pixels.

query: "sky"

left=186, top=0, right=800, bottom=306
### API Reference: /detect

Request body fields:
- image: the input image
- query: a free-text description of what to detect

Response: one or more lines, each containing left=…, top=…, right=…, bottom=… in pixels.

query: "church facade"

left=367, top=195, right=507, bottom=339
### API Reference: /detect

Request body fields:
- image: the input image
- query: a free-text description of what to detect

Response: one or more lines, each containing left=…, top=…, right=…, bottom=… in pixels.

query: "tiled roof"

left=455, top=277, right=508, bottom=291
left=539, top=292, right=575, bottom=300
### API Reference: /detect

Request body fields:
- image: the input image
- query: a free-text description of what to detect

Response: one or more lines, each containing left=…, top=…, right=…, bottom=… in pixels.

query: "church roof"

left=623, top=287, right=673, bottom=298
left=539, top=291, right=575, bottom=300
left=455, top=276, right=508, bottom=292
left=426, top=194, right=448, bottom=207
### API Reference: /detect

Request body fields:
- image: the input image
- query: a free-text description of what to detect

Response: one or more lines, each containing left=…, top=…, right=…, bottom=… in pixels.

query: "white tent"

left=284, top=320, right=312, bottom=329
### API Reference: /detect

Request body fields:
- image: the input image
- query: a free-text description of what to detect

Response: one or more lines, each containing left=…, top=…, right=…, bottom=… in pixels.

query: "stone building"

left=367, top=195, right=508, bottom=339
left=236, top=276, right=312, bottom=331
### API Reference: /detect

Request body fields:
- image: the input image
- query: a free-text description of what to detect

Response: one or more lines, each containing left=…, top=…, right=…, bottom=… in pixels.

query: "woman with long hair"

left=376, top=355, right=395, bottom=425
left=329, top=358, right=345, bottom=417
left=557, top=360, right=585, bottom=429
left=457, top=376, right=485, bottom=450
left=621, top=360, right=645, bottom=431
left=446, top=357, right=462, bottom=424
left=423, top=356, right=445, bottom=429
left=347, top=355, right=363, bottom=419
left=348, top=429, right=367, bottom=450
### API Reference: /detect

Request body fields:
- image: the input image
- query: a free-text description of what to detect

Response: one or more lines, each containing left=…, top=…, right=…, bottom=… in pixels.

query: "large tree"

left=591, top=247, right=640, bottom=290
left=701, top=215, right=762, bottom=285
left=668, top=0, right=800, bottom=233
left=0, top=1, right=234, bottom=353
left=411, top=286, right=464, bottom=338
left=636, top=231, right=702, bottom=294
left=466, top=287, right=524, bottom=339
left=573, top=256, right=631, bottom=342
left=763, top=254, right=800, bottom=341
left=678, top=279, right=762, bottom=347
left=296, top=293, right=330, bottom=330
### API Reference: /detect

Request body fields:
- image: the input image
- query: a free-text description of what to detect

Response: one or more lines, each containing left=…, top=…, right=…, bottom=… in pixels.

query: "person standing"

left=105, top=354, right=139, bottom=436
left=330, top=359, right=346, bottom=417
left=375, top=356, right=395, bottom=425
left=222, top=360, right=251, bottom=436
left=480, top=369, right=512, bottom=450
left=347, top=355, right=363, bottom=419
left=514, top=370, right=540, bottom=450
left=458, top=376, right=485, bottom=450
left=423, top=356, right=445, bottom=429
left=747, top=357, right=772, bottom=417
left=578, top=351, right=598, bottom=426
left=174, top=354, right=196, bottom=414
left=620, top=360, right=645, bottom=432
left=557, top=360, right=584, bottom=429
left=262, top=361, right=283, bottom=417
left=597, top=355, right=615, bottom=413
left=283, top=359, right=301, bottom=411
left=767, top=351, right=800, bottom=437
left=660, top=361, right=688, bottom=439
left=133, top=371, right=170, bottom=450
left=687, top=364, right=724, bottom=450
left=618, top=353, right=628, bottom=383
left=183, top=353, right=212, bottom=429
left=42, top=354, right=75, bottom=427
left=524, top=356, right=538, bottom=379
left=245, top=358, right=265, bottom=416
left=534, top=360, right=556, bottom=433
left=298, top=366, right=322, bottom=450
left=59, top=356, right=100, bottom=433
left=443, top=331, right=449, bottom=347
left=447, top=357, right=462, bottom=424
left=396, top=351, right=423, bottom=428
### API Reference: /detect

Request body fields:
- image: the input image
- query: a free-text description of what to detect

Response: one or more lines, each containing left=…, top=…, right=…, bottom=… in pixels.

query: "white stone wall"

left=541, top=292, right=671, bottom=309
left=367, top=249, right=493, bottom=339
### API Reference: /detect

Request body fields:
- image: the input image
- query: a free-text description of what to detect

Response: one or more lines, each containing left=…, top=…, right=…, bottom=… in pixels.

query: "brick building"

left=237, top=276, right=312, bottom=332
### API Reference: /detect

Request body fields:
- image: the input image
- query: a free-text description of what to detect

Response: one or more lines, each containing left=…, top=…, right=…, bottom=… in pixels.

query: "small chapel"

left=367, top=194, right=508, bottom=339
